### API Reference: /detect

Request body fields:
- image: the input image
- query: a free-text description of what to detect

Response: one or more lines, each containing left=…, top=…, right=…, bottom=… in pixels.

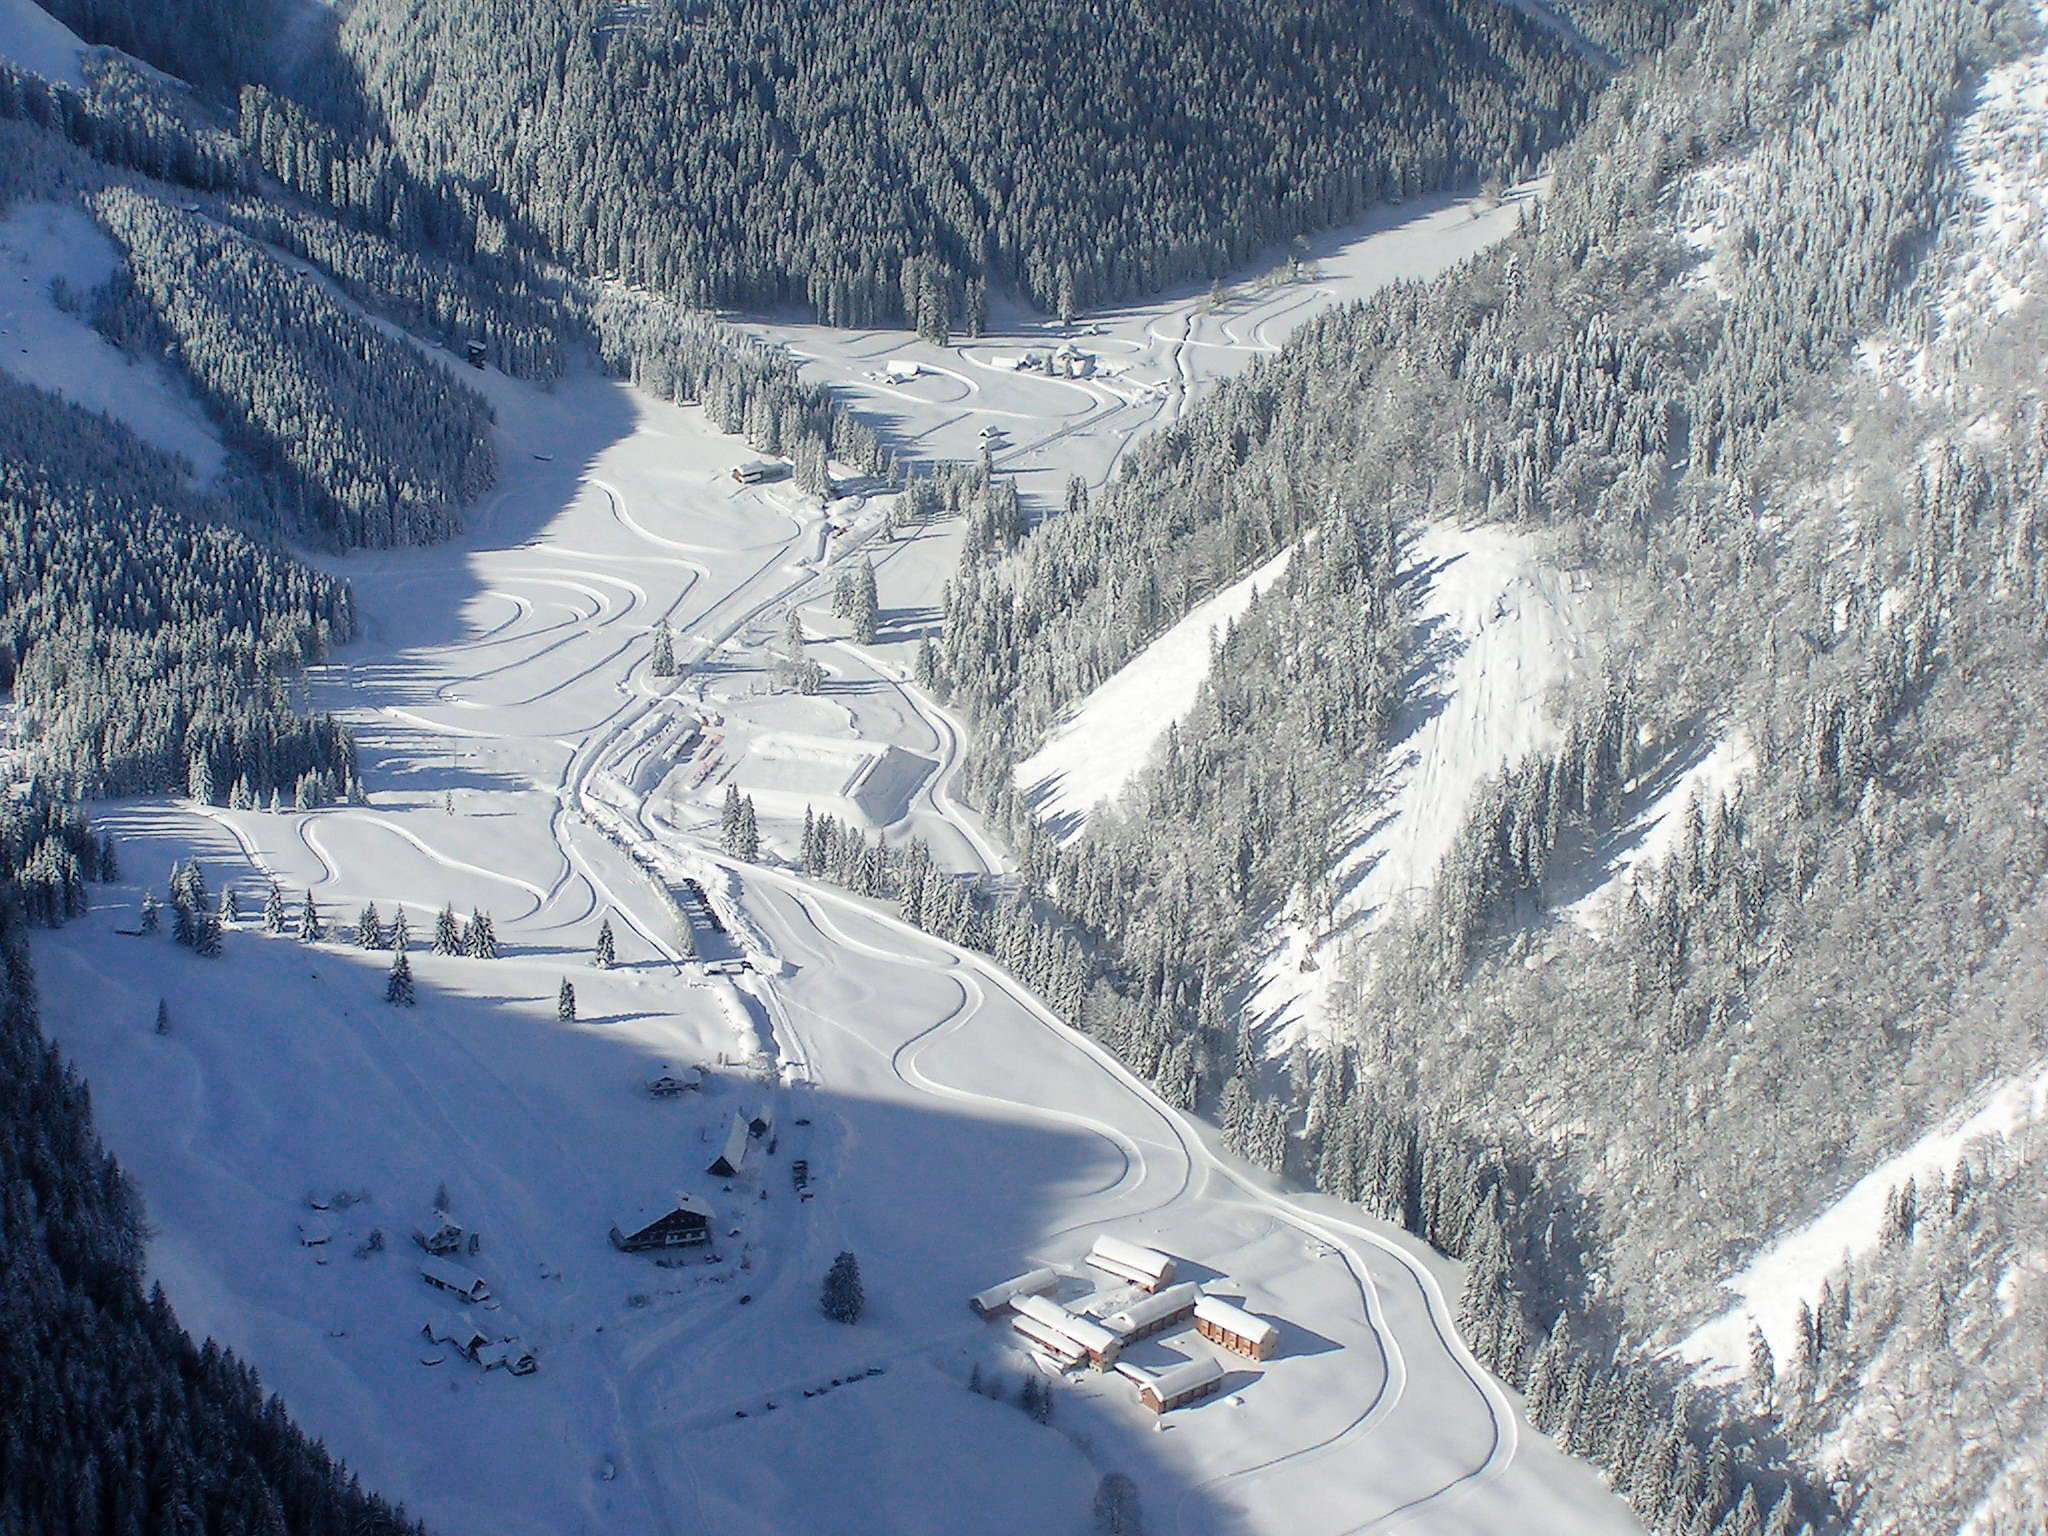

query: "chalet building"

left=413, top=1213, right=466, bottom=1256
left=706, top=1111, right=751, bottom=1178
left=422, top=1314, right=537, bottom=1375
left=969, top=1266, right=1059, bottom=1318
left=646, top=1065, right=703, bottom=1097
left=1010, top=1293, right=1122, bottom=1369
left=732, top=460, right=786, bottom=484
left=610, top=1194, right=713, bottom=1252
left=1086, top=1234, right=1176, bottom=1292
left=1120, top=1355, right=1225, bottom=1415
left=1193, top=1296, right=1279, bottom=1360
left=418, top=1257, right=492, bottom=1305
left=1102, top=1281, right=1200, bottom=1342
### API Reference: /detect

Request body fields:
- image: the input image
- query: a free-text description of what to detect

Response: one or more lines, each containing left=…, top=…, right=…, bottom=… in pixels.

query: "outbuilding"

left=646, top=1065, right=702, bottom=1097
left=1193, top=1295, right=1279, bottom=1360
left=418, top=1257, right=492, bottom=1305
left=1121, top=1355, right=1225, bottom=1414
left=1103, top=1281, right=1200, bottom=1342
left=1086, top=1234, right=1176, bottom=1292
left=610, top=1193, right=713, bottom=1252
left=969, top=1266, right=1060, bottom=1318
left=1010, top=1293, right=1123, bottom=1369
left=706, top=1111, right=752, bottom=1178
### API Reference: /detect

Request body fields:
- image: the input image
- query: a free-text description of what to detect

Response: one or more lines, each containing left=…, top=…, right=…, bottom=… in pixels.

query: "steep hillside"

left=919, top=0, right=2048, bottom=1528
left=330, top=0, right=1600, bottom=326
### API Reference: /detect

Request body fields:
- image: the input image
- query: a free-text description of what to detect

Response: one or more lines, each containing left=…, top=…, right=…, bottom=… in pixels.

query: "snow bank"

left=1015, top=545, right=1292, bottom=835
left=1250, top=522, right=1596, bottom=1048
left=0, top=201, right=226, bottom=479
left=1678, top=1058, right=2048, bottom=1379
left=0, top=0, right=87, bottom=87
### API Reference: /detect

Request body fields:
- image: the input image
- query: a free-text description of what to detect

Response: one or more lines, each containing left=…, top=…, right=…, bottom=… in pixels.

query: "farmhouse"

left=1193, top=1295, right=1279, bottom=1360
left=413, top=1212, right=465, bottom=1256
left=1102, top=1281, right=1200, bottom=1342
left=422, top=1314, right=538, bottom=1375
left=610, top=1193, right=713, bottom=1252
left=1120, top=1355, right=1225, bottom=1415
left=646, top=1064, right=702, bottom=1097
left=418, top=1257, right=492, bottom=1305
left=706, top=1111, right=751, bottom=1178
left=1010, top=1293, right=1122, bottom=1369
left=969, top=1266, right=1060, bottom=1318
left=1086, top=1234, right=1176, bottom=1292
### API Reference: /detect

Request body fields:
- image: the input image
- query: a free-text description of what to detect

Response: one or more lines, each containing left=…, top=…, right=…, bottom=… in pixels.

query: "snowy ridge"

left=0, top=0, right=88, bottom=87
left=1015, top=544, right=1293, bottom=837
left=1251, top=522, right=1597, bottom=1048
left=0, top=202, right=227, bottom=479
left=1677, top=1057, right=2048, bottom=1380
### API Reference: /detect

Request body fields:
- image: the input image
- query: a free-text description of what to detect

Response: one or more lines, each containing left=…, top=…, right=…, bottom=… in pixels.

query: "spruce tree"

left=433, top=902, right=461, bottom=955
left=140, top=890, right=160, bottom=933
left=194, top=914, right=222, bottom=958
left=218, top=888, right=239, bottom=927
left=391, top=906, right=410, bottom=952
left=593, top=917, right=615, bottom=969
left=386, top=947, right=415, bottom=1006
left=98, top=831, right=118, bottom=880
left=357, top=902, right=384, bottom=949
left=263, top=879, right=287, bottom=934
left=557, top=977, right=576, bottom=1021
left=465, top=909, right=497, bottom=959
left=299, top=892, right=324, bottom=942
left=651, top=616, right=676, bottom=676
left=820, top=1250, right=862, bottom=1323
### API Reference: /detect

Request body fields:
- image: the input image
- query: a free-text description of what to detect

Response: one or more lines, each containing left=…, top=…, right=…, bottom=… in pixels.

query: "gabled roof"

left=1103, top=1281, right=1200, bottom=1336
left=1193, top=1295, right=1278, bottom=1348
left=617, top=1192, right=712, bottom=1235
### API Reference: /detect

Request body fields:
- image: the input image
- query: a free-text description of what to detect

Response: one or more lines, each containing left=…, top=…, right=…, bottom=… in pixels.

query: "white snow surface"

left=1678, top=1058, right=2048, bottom=1381
left=31, top=181, right=1644, bottom=1535
left=0, top=0, right=87, bottom=86
left=1249, top=523, right=1598, bottom=1049
left=1015, top=545, right=1292, bottom=834
left=1561, top=733, right=1754, bottom=928
left=0, top=200, right=227, bottom=479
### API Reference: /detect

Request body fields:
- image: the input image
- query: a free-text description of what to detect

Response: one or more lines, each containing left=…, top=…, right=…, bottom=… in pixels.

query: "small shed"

left=646, top=1065, right=703, bottom=1098
left=611, top=1193, right=713, bottom=1252
left=884, top=359, right=922, bottom=382
left=1086, top=1234, right=1176, bottom=1293
left=706, top=1111, right=751, bottom=1178
left=296, top=1214, right=340, bottom=1248
left=969, top=1266, right=1060, bottom=1318
left=1123, top=1355, right=1224, bottom=1414
left=747, top=1107, right=774, bottom=1140
left=1103, top=1281, right=1200, bottom=1342
left=419, top=1258, right=491, bottom=1305
left=1193, top=1296, right=1279, bottom=1360
left=1011, top=1293, right=1122, bottom=1369
left=732, top=460, right=786, bottom=484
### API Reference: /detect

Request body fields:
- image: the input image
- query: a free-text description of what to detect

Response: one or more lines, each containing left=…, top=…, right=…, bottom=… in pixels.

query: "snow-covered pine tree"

left=465, top=909, right=497, bottom=959
left=263, top=879, right=286, bottom=934
left=194, top=914, right=222, bottom=958
left=391, top=906, right=410, bottom=952
left=139, top=890, right=160, bottom=933
left=98, top=831, right=117, bottom=880
left=386, top=947, right=415, bottom=1006
left=218, top=888, right=238, bottom=927
left=356, top=902, right=384, bottom=949
left=433, top=902, right=460, bottom=955
left=299, top=892, right=324, bottom=942
left=820, top=1250, right=862, bottom=1323
left=651, top=616, right=675, bottom=676
left=556, top=977, right=576, bottom=1021
left=593, top=918, right=614, bottom=969
left=735, top=794, right=759, bottom=861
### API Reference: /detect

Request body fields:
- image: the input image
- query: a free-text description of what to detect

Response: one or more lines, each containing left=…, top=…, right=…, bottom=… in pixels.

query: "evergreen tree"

left=193, top=913, right=222, bottom=958
left=139, top=890, right=160, bottom=933
left=391, top=905, right=410, bottom=952
left=848, top=556, right=879, bottom=643
left=357, top=901, right=384, bottom=949
left=465, top=908, right=498, bottom=959
left=263, top=879, right=286, bottom=935
left=154, top=998, right=169, bottom=1035
left=385, top=947, right=415, bottom=1006
left=593, top=917, right=615, bottom=969
left=820, top=1250, right=863, bottom=1323
left=557, top=977, right=576, bottom=1021
left=172, top=895, right=196, bottom=948
left=98, top=830, right=117, bottom=881
left=298, top=891, right=324, bottom=942
left=218, top=888, right=238, bottom=927
left=433, top=902, right=461, bottom=955
left=651, top=616, right=676, bottom=676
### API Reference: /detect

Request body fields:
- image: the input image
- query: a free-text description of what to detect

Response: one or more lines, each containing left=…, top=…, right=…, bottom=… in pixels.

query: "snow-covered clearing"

left=30, top=183, right=1642, bottom=1533
left=1677, top=1057, right=2048, bottom=1381
left=1248, top=523, right=1599, bottom=1050
left=1015, top=546, right=1293, bottom=836
left=0, top=200, right=227, bottom=478
left=0, top=0, right=87, bottom=87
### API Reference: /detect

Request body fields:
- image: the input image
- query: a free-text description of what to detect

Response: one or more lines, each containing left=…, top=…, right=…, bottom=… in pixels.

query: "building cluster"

left=970, top=1234, right=1282, bottom=1416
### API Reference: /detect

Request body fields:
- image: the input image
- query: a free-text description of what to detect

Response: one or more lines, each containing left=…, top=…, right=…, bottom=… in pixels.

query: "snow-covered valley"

left=23, top=180, right=1649, bottom=1535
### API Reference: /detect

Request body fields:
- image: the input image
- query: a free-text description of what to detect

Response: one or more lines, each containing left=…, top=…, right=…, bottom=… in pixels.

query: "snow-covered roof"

left=1011, top=1293, right=1120, bottom=1356
left=418, top=1257, right=490, bottom=1297
left=970, top=1266, right=1059, bottom=1315
left=1193, top=1295, right=1278, bottom=1349
left=1103, top=1281, right=1200, bottom=1336
left=708, top=1110, right=750, bottom=1174
left=1087, top=1234, right=1175, bottom=1283
left=617, top=1192, right=712, bottom=1234
left=1010, top=1314, right=1087, bottom=1367
left=1132, top=1354, right=1224, bottom=1401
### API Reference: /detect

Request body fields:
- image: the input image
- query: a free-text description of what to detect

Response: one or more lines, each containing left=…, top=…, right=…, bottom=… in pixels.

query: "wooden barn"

left=1121, top=1355, right=1225, bottom=1415
left=706, top=1111, right=752, bottom=1178
left=969, top=1266, right=1059, bottom=1318
left=610, top=1193, right=713, bottom=1252
left=418, top=1257, right=492, bottom=1305
left=1010, top=1293, right=1123, bottom=1369
left=1193, top=1295, right=1279, bottom=1360
left=1086, top=1234, right=1176, bottom=1292
left=1103, top=1281, right=1200, bottom=1342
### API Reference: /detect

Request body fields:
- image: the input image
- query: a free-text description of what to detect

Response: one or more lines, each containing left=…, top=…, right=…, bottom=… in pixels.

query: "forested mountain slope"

left=917, top=0, right=2048, bottom=1528
left=330, top=0, right=1600, bottom=327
